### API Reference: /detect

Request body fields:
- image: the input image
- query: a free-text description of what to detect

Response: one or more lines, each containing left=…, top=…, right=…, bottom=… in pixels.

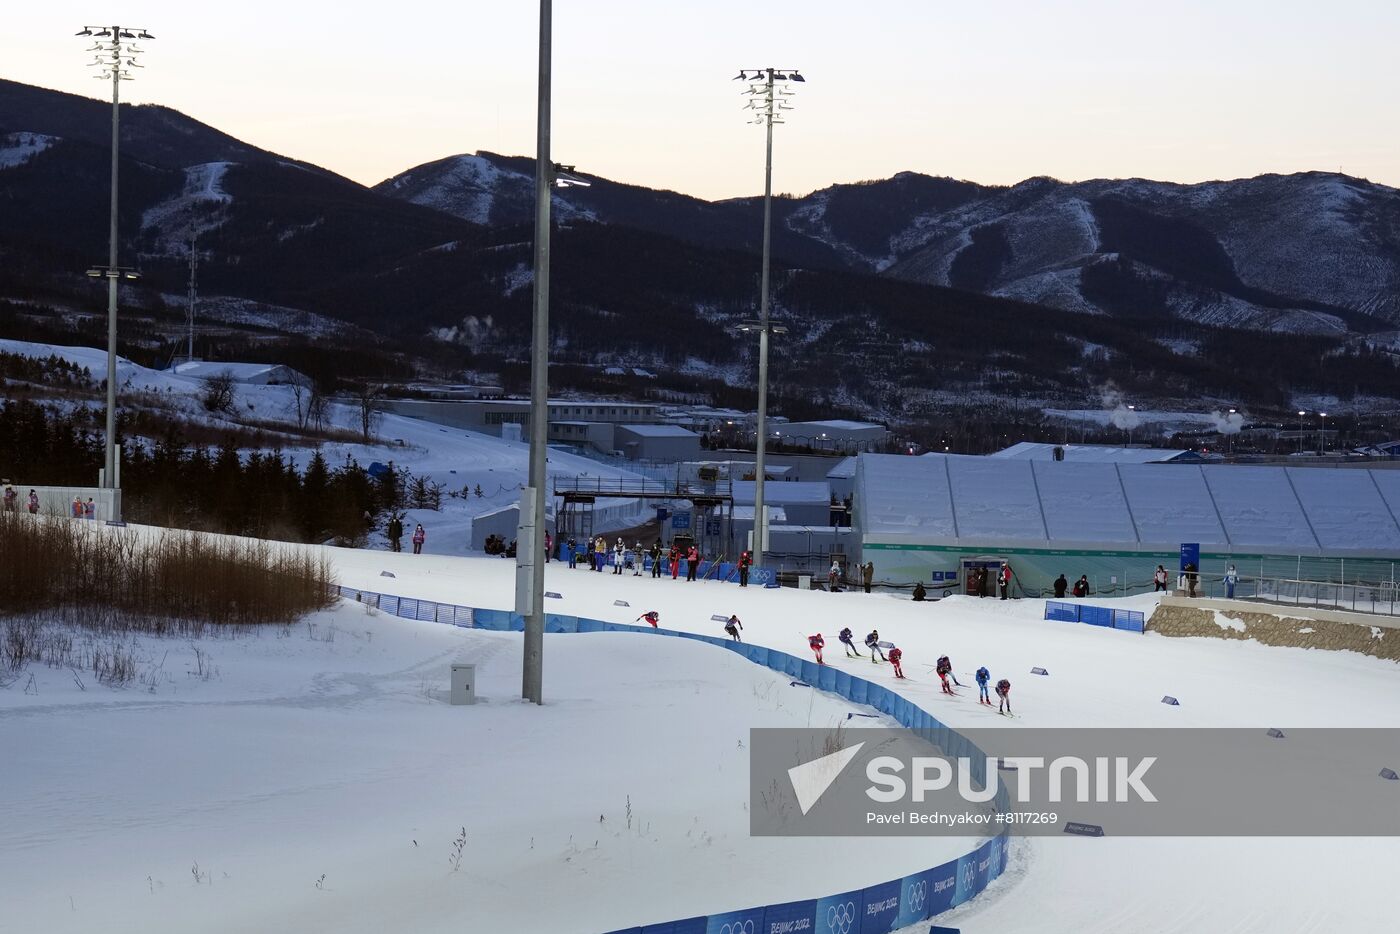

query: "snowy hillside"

left=0, top=339, right=650, bottom=546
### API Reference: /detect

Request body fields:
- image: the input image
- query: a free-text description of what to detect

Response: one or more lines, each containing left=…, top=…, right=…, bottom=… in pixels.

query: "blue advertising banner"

left=672, top=511, right=692, bottom=530
left=705, top=907, right=765, bottom=934
left=859, top=879, right=902, bottom=933
left=761, top=898, right=818, bottom=933
left=1179, top=542, right=1200, bottom=572
left=813, top=890, right=864, bottom=934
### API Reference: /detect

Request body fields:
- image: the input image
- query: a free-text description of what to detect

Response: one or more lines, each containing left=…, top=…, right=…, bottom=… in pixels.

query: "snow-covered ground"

left=4, top=542, right=1399, bottom=932
left=0, top=602, right=967, bottom=934
left=323, top=552, right=1400, bottom=933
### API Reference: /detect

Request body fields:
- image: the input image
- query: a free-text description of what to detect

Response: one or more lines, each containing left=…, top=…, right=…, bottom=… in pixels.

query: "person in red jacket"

left=998, top=562, right=1012, bottom=600
left=669, top=544, right=681, bottom=580
left=637, top=611, right=660, bottom=628
left=737, top=550, right=752, bottom=587
left=808, top=633, right=825, bottom=665
left=996, top=678, right=1012, bottom=714
left=888, top=646, right=905, bottom=679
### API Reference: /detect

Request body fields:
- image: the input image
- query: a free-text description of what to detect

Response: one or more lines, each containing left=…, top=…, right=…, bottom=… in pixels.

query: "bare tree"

left=306, top=385, right=328, bottom=433
left=353, top=382, right=385, bottom=443
left=289, top=376, right=311, bottom=430
left=200, top=369, right=236, bottom=414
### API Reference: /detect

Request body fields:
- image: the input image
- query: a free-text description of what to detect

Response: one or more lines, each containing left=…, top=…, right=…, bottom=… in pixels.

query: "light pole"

left=1126, top=404, right=1136, bottom=446
left=77, top=24, right=153, bottom=521
left=733, top=66, right=803, bottom=567
left=1297, top=411, right=1307, bottom=453
left=518, top=1, right=591, bottom=705
left=1227, top=407, right=1236, bottom=456
left=1319, top=411, right=1328, bottom=455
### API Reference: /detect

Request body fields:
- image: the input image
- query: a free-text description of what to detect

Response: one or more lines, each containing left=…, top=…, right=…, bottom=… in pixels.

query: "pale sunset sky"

left=6, top=1, right=1398, bottom=198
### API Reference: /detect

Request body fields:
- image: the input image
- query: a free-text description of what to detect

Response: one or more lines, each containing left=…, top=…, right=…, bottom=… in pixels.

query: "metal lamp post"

left=519, top=0, right=591, bottom=705
left=1319, top=411, right=1328, bottom=455
left=77, top=24, right=154, bottom=521
left=1297, top=410, right=1307, bottom=453
left=733, top=66, right=802, bottom=567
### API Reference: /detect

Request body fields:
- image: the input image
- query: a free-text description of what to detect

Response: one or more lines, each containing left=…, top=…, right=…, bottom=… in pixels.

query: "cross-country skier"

left=888, top=646, right=905, bottom=679
left=839, top=627, right=861, bottom=657
left=637, top=611, right=660, bottom=628
left=808, top=633, right=825, bottom=665
left=864, top=630, right=885, bottom=662
left=936, top=655, right=955, bottom=695
left=724, top=615, right=743, bottom=642
left=975, top=666, right=991, bottom=705
left=995, top=678, right=1012, bottom=714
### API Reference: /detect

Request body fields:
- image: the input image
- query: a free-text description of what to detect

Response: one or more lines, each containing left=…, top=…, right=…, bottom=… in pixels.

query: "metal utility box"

left=450, top=664, right=477, bottom=705
left=798, top=574, right=813, bottom=591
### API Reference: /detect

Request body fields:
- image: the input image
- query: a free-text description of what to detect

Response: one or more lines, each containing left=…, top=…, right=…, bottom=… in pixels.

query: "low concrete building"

left=615, top=424, right=701, bottom=462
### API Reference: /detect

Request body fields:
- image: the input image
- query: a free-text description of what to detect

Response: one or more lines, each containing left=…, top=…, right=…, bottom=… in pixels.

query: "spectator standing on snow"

left=738, top=549, right=752, bottom=587
left=998, top=562, right=1012, bottom=600
left=1154, top=565, right=1169, bottom=592
left=544, top=531, right=553, bottom=562
left=669, top=543, right=680, bottom=580
left=387, top=514, right=404, bottom=552
left=3, top=485, right=17, bottom=512
left=633, top=540, right=644, bottom=576
left=912, top=582, right=927, bottom=602
left=1053, top=574, right=1068, bottom=598
left=84, top=498, right=96, bottom=520
left=686, top=545, right=700, bottom=581
left=594, top=536, right=607, bottom=572
left=862, top=561, right=874, bottom=594
left=1072, top=575, right=1089, bottom=598
left=650, top=540, right=663, bottom=578
left=613, top=538, right=625, bottom=576
left=27, top=490, right=39, bottom=514
left=1185, top=563, right=1199, bottom=598
left=411, top=524, right=426, bottom=555
left=71, top=496, right=83, bottom=518
left=828, top=559, right=841, bottom=591
left=1225, top=564, right=1239, bottom=599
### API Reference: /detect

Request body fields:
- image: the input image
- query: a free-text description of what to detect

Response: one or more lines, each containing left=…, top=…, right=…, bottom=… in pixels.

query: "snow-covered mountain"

left=379, top=152, right=1400, bottom=334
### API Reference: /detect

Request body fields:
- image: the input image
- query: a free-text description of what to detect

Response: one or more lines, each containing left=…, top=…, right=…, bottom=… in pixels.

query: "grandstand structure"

left=853, top=453, right=1400, bottom=594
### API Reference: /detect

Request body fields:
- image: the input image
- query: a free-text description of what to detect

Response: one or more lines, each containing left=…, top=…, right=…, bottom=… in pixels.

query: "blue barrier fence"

left=334, top=584, right=1012, bottom=933
left=1044, top=600, right=1146, bottom=633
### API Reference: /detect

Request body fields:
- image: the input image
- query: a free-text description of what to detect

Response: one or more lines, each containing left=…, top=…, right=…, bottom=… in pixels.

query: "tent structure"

left=854, top=453, right=1400, bottom=593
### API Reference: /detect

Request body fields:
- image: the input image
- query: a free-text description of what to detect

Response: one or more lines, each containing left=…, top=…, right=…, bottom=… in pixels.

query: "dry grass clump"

left=0, top=512, right=335, bottom=634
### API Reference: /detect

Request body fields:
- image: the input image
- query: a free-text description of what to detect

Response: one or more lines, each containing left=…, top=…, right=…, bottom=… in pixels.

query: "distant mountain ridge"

left=3, top=77, right=1398, bottom=428
left=377, top=152, right=1400, bottom=334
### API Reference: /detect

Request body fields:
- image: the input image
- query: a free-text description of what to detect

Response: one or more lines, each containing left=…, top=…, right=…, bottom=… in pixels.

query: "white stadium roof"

left=989, top=441, right=1197, bottom=464
left=855, top=453, right=1400, bottom=555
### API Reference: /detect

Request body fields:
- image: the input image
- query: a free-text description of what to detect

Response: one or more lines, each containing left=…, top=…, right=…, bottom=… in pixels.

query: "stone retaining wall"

left=1147, top=604, right=1399, bottom=661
